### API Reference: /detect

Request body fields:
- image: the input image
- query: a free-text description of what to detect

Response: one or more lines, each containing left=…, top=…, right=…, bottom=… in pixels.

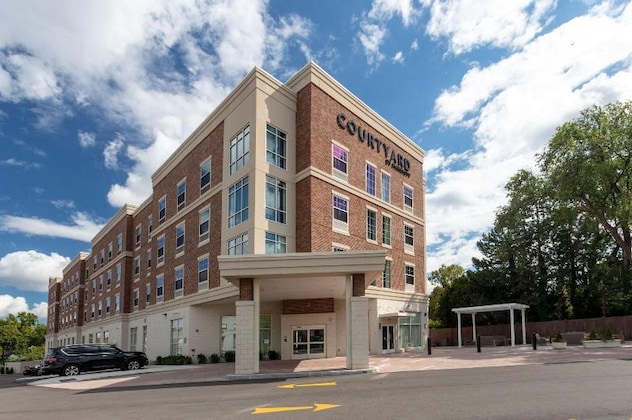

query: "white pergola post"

left=509, top=309, right=515, bottom=346
left=457, top=312, right=462, bottom=348
left=521, top=308, right=527, bottom=345
left=471, top=313, right=477, bottom=344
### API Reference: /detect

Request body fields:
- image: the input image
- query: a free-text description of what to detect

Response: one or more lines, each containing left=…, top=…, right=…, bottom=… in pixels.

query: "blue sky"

left=1, top=0, right=632, bottom=319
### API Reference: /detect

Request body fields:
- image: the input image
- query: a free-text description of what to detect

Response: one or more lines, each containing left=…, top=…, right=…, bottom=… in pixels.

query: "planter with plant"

left=551, top=332, right=567, bottom=349
left=583, top=329, right=621, bottom=348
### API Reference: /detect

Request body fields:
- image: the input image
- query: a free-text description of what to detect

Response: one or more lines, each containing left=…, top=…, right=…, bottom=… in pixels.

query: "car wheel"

left=62, top=364, right=80, bottom=376
left=126, top=359, right=141, bottom=370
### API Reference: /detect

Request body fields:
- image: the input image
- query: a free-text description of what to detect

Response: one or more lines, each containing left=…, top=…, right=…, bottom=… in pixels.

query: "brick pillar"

left=352, top=273, right=365, bottom=296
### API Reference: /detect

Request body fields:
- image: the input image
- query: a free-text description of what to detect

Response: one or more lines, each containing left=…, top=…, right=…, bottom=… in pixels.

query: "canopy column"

left=471, top=313, right=477, bottom=344
left=509, top=309, right=515, bottom=346
left=457, top=312, right=462, bottom=348
left=521, top=308, right=527, bottom=345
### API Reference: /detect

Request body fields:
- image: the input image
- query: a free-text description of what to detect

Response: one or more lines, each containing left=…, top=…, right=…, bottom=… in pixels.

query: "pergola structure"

left=452, top=303, right=530, bottom=348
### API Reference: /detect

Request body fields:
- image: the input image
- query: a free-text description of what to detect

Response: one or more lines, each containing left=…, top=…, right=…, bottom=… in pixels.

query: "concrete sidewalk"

left=17, top=343, right=632, bottom=389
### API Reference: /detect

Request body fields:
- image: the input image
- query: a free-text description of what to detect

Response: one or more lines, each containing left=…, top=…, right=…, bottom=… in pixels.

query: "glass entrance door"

left=292, top=326, right=325, bottom=359
left=382, top=324, right=395, bottom=352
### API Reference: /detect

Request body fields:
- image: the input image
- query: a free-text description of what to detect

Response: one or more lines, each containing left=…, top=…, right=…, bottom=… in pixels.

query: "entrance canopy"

left=452, top=303, right=529, bottom=348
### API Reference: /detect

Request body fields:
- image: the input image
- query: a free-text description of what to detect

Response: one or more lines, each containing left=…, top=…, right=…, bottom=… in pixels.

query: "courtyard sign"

left=336, top=113, right=411, bottom=177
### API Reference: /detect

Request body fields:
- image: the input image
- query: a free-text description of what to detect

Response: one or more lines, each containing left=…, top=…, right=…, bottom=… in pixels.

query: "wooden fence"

left=430, top=315, right=632, bottom=346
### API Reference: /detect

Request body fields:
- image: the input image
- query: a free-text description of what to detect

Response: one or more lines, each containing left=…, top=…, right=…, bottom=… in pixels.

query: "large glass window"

left=200, top=158, right=211, bottom=194
left=157, top=235, right=165, bottom=265
left=170, top=318, right=184, bottom=356
left=221, top=315, right=236, bottom=354
left=265, top=232, right=287, bottom=254
left=383, top=259, right=391, bottom=288
left=266, top=124, right=286, bottom=169
left=130, top=327, right=138, bottom=352
left=381, top=171, right=391, bottom=203
left=158, top=196, right=166, bottom=223
left=176, top=223, right=185, bottom=254
left=174, top=266, right=184, bottom=297
left=156, top=275, right=164, bottom=302
left=366, top=163, right=376, bottom=196
left=399, top=314, right=422, bottom=348
left=199, top=207, right=210, bottom=242
left=332, top=143, right=348, bottom=179
left=332, top=194, right=349, bottom=232
left=228, top=177, right=249, bottom=227
left=366, top=209, right=377, bottom=242
left=403, top=184, right=414, bottom=213
left=198, top=256, right=209, bottom=289
left=115, top=294, right=120, bottom=314
left=382, top=215, right=391, bottom=246
left=265, top=175, right=286, bottom=223
left=177, top=179, right=186, bottom=211
left=229, top=125, right=250, bottom=175
left=228, top=233, right=249, bottom=255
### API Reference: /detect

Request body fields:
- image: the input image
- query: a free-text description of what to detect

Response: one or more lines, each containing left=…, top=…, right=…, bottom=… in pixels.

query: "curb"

left=227, top=367, right=377, bottom=381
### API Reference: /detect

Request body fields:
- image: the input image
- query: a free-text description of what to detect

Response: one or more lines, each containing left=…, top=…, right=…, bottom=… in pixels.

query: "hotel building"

left=46, top=62, right=427, bottom=374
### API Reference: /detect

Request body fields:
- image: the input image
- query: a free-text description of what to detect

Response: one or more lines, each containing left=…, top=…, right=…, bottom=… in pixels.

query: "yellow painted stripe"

left=252, top=405, right=313, bottom=414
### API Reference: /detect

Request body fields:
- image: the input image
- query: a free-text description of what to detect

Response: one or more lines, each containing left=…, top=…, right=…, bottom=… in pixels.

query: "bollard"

left=532, top=332, right=537, bottom=350
left=427, top=337, right=431, bottom=355
left=476, top=335, right=481, bottom=353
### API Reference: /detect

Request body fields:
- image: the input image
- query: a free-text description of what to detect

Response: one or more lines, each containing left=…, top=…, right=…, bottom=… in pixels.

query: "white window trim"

left=135, top=224, right=142, bottom=249
left=156, top=275, right=164, bottom=303
left=382, top=257, right=393, bottom=289
left=157, top=234, right=165, bottom=267
left=403, top=182, right=414, bottom=214
left=381, top=170, right=391, bottom=203
left=177, top=177, right=187, bottom=212
left=199, top=206, right=210, bottom=245
left=197, top=254, right=209, bottom=291
left=174, top=265, right=184, bottom=298
left=158, top=195, right=167, bottom=223
left=366, top=205, right=378, bottom=244
left=405, top=262, right=415, bottom=293
left=175, top=222, right=185, bottom=256
left=365, top=161, right=377, bottom=197
left=332, top=190, right=350, bottom=235
left=331, top=140, right=349, bottom=182
left=381, top=212, right=392, bottom=249
left=404, top=222, right=415, bottom=255
left=200, top=157, right=212, bottom=195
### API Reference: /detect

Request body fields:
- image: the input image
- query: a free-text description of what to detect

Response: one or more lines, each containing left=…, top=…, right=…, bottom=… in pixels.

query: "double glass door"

left=292, top=326, right=325, bottom=359
left=382, top=324, right=395, bottom=352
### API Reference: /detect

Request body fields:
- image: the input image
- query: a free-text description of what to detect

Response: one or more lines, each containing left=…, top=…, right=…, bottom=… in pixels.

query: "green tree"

left=0, top=312, right=46, bottom=362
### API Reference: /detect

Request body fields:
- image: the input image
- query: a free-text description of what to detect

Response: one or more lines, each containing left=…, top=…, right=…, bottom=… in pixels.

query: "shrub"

left=603, top=328, right=613, bottom=340
left=156, top=356, right=163, bottom=365
left=553, top=332, right=564, bottom=342
left=588, top=330, right=598, bottom=340
left=210, top=353, right=220, bottom=363
left=197, top=353, right=208, bottom=364
left=223, top=351, right=235, bottom=362
left=155, top=355, right=192, bottom=365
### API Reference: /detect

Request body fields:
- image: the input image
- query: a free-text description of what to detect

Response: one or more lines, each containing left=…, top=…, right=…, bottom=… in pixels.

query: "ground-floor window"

left=399, top=314, right=422, bottom=348
left=170, top=318, right=184, bottom=356
left=221, top=314, right=272, bottom=357
left=260, top=315, right=271, bottom=357
left=130, top=327, right=138, bottom=351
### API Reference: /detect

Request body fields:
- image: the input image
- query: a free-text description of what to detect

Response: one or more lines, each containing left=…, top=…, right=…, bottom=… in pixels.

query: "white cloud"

left=423, top=1, right=632, bottom=274
left=0, top=295, right=48, bottom=319
left=51, top=199, right=75, bottom=209
left=392, top=51, right=404, bottom=63
left=0, top=158, right=40, bottom=169
left=368, top=0, right=421, bottom=26
left=0, top=212, right=104, bottom=242
left=358, top=22, right=388, bottom=65
left=411, top=39, right=419, bottom=50
left=425, top=0, right=556, bottom=55
left=0, top=53, right=61, bottom=101
left=103, top=134, right=125, bottom=170
left=0, top=250, right=69, bottom=292
left=78, top=130, right=96, bottom=148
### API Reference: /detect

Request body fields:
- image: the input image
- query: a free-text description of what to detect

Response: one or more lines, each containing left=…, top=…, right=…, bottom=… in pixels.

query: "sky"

left=1, top=0, right=632, bottom=320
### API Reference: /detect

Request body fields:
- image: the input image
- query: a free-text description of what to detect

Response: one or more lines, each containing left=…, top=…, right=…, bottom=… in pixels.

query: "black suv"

left=40, top=344, right=149, bottom=376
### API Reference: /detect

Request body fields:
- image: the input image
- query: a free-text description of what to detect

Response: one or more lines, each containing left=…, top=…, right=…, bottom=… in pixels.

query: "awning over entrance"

left=451, top=303, right=529, bottom=348
left=379, top=311, right=418, bottom=318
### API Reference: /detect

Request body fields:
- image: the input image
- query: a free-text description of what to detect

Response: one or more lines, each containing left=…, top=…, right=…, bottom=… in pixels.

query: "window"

left=170, top=318, right=184, bottom=356
left=146, top=283, right=151, bottom=304
left=199, top=207, right=210, bottom=243
left=92, top=279, right=96, bottom=296
left=93, top=255, right=97, bottom=270
left=133, top=289, right=139, bottom=310
left=381, top=171, right=391, bottom=203
left=366, top=208, right=377, bottom=242
left=148, top=214, right=153, bottom=237
left=229, top=125, right=250, bottom=175
left=108, top=242, right=113, bottom=261
left=135, top=225, right=142, bottom=247
left=130, top=327, right=138, bottom=352
left=399, top=313, right=422, bottom=348
left=332, top=193, right=349, bottom=233
left=106, top=270, right=112, bottom=290
left=100, top=249, right=105, bottom=266
left=91, top=304, right=95, bottom=319
left=117, top=234, right=123, bottom=254
left=157, top=235, right=165, bottom=265
left=265, top=232, right=286, bottom=254
left=106, top=297, right=111, bottom=315
left=158, top=196, right=166, bottom=223
left=134, top=256, right=141, bottom=280
left=115, top=293, right=120, bottom=314
left=228, top=233, right=249, bottom=255
left=89, top=333, right=94, bottom=344
left=200, top=158, right=211, bottom=194
left=266, top=124, right=286, bottom=169
left=383, top=259, right=392, bottom=288
left=405, top=264, right=415, bottom=292
left=366, top=163, right=376, bottom=196
left=175, top=266, right=184, bottom=297
left=99, top=276, right=103, bottom=293
left=332, top=244, right=349, bottom=252
left=198, top=256, right=209, bottom=289
left=156, top=275, right=164, bottom=303
left=265, top=175, right=286, bottom=223
left=116, top=264, right=121, bottom=286
left=403, top=184, right=414, bottom=213
left=332, top=143, right=348, bottom=180
left=147, top=249, right=152, bottom=270
left=176, top=223, right=185, bottom=254
left=404, top=224, right=414, bottom=254
left=177, top=179, right=186, bottom=211
left=228, top=177, right=249, bottom=227
left=382, top=215, right=391, bottom=246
